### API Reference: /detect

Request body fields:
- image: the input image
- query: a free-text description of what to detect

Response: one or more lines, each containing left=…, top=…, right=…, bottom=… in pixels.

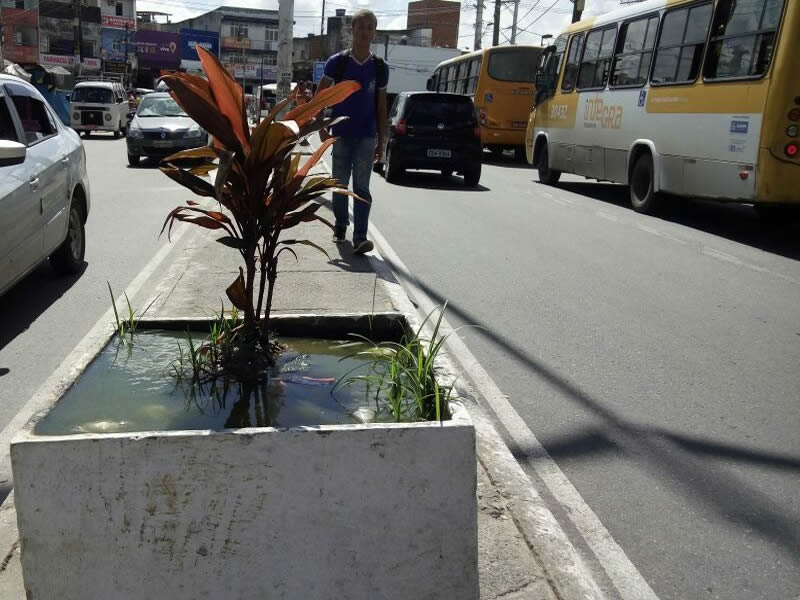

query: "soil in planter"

left=36, top=331, right=382, bottom=435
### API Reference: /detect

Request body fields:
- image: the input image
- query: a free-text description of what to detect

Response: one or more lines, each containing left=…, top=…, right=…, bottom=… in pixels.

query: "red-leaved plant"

left=158, top=46, right=359, bottom=375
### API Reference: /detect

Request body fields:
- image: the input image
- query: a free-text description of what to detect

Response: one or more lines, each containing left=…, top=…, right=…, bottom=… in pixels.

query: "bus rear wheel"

left=537, top=145, right=561, bottom=185
left=630, top=153, right=663, bottom=214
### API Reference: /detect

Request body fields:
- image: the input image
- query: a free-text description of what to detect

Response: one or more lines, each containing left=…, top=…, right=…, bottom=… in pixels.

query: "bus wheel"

left=630, top=153, right=662, bottom=214
left=537, top=145, right=561, bottom=185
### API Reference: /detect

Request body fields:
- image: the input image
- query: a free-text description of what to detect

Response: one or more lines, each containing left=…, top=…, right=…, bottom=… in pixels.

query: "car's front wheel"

left=464, top=162, right=481, bottom=187
left=50, top=201, right=85, bottom=274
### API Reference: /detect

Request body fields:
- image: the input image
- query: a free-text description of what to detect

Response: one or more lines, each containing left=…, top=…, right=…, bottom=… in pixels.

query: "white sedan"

left=0, top=74, right=90, bottom=297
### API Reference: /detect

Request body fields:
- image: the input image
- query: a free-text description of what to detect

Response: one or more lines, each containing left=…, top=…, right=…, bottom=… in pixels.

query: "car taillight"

left=396, top=119, right=407, bottom=135
left=786, top=142, right=799, bottom=158
left=479, top=108, right=488, bottom=126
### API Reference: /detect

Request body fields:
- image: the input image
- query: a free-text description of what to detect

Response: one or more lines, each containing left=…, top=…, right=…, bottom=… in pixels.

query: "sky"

left=136, top=0, right=624, bottom=51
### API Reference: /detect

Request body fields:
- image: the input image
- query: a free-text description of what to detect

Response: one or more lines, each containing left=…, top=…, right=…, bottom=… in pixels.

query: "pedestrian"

left=315, top=8, right=389, bottom=254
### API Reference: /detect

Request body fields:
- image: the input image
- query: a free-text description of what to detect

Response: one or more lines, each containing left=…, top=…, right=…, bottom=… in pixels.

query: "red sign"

left=102, top=15, right=136, bottom=30
left=41, top=53, right=75, bottom=67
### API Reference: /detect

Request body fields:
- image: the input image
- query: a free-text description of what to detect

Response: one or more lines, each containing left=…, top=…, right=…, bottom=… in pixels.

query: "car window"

left=406, top=96, right=475, bottom=126
left=71, top=87, right=115, bottom=104
left=0, top=96, right=20, bottom=143
left=10, top=94, right=56, bottom=145
left=137, top=96, right=188, bottom=117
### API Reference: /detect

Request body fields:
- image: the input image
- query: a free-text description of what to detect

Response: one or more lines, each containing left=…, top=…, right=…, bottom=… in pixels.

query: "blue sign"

left=312, top=61, right=326, bottom=84
left=730, top=120, right=749, bottom=134
left=180, top=29, right=219, bottom=60
left=101, top=28, right=134, bottom=63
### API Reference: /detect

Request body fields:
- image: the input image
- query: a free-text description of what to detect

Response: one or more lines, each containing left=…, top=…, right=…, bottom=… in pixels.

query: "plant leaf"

left=160, top=166, right=216, bottom=198
left=216, top=236, right=244, bottom=249
left=164, top=146, right=220, bottom=164
left=284, top=81, right=361, bottom=126
left=279, top=239, right=331, bottom=261
left=225, top=269, right=248, bottom=311
left=196, top=46, right=250, bottom=153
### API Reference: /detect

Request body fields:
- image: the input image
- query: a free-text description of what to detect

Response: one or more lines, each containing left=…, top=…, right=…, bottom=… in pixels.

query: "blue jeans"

left=331, top=136, right=376, bottom=242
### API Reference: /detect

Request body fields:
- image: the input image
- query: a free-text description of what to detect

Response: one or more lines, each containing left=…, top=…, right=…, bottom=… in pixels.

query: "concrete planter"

left=10, top=314, right=478, bottom=599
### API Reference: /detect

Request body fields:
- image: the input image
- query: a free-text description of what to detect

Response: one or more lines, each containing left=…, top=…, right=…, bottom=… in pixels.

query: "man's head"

left=351, top=9, right=377, bottom=51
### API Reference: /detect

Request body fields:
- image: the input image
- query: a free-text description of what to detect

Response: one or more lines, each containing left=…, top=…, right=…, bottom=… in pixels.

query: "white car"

left=0, top=74, right=90, bottom=297
left=69, top=80, right=130, bottom=138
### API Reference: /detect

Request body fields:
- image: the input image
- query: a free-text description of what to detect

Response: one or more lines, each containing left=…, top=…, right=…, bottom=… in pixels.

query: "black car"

left=379, top=92, right=482, bottom=187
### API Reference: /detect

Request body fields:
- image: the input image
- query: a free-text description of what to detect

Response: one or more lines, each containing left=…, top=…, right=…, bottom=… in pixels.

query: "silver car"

left=126, top=93, right=208, bottom=166
left=0, top=75, right=90, bottom=297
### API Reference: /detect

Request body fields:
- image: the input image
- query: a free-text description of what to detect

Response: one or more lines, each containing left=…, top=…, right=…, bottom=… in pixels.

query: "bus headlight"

left=787, top=125, right=798, bottom=138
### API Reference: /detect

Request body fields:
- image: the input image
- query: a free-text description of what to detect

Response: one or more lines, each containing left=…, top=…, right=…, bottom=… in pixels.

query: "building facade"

left=168, top=6, right=278, bottom=91
left=1, top=1, right=39, bottom=67
left=407, top=0, right=460, bottom=48
left=101, top=0, right=136, bottom=83
left=38, top=0, right=102, bottom=74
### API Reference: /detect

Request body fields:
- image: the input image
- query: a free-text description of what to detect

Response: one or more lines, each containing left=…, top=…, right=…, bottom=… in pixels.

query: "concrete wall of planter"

left=10, top=313, right=479, bottom=599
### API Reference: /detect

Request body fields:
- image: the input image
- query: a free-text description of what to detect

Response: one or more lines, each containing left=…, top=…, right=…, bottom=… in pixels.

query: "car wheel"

left=50, top=201, right=85, bottom=274
left=537, top=144, right=561, bottom=185
left=384, top=147, right=402, bottom=183
left=128, top=153, right=139, bottom=167
left=464, top=162, right=481, bottom=187
left=113, top=124, right=121, bottom=139
left=441, top=169, right=453, bottom=177
left=629, top=152, right=662, bottom=214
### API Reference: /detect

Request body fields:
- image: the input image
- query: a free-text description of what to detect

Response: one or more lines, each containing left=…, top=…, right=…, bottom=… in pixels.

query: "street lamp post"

left=540, top=34, right=553, bottom=46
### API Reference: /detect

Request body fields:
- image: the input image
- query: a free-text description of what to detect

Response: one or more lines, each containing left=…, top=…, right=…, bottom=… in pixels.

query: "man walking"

left=316, top=9, right=389, bottom=254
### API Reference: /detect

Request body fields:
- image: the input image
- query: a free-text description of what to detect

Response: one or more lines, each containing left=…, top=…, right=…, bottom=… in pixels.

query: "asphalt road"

left=368, top=154, right=800, bottom=600
left=0, top=135, right=194, bottom=501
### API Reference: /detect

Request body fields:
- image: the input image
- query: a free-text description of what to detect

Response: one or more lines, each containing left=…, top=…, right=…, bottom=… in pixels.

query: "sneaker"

left=353, top=239, right=374, bottom=254
left=332, top=226, right=347, bottom=243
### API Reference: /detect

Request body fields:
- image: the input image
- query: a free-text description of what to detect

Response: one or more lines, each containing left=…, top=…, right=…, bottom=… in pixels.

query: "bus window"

left=704, top=0, right=785, bottom=79
left=561, top=34, right=584, bottom=92
left=448, top=63, right=460, bottom=92
left=487, top=47, right=539, bottom=83
left=611, top=15, right=659, bottom=87
left=651, top=2, right=712, bottom=84
left=577, top=26, right=617, bottom=89
left=466, top=58, right=481, bottom=95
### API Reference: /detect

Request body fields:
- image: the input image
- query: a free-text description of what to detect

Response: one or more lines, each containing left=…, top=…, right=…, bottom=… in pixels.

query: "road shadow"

left=384, top=170, right=490, bottom=192
left=379, top=255, right=800, bottom=557
left=0, top=261, right=87, bottom=354
left=556, top=181, right=800, bottom=261
left=481, top=150, right=532, bottom=170
left=81, top=133, right=124, bottom=142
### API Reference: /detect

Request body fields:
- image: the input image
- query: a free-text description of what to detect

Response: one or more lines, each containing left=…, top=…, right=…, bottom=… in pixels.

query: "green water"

left=35, top=332, right=382, bottom=435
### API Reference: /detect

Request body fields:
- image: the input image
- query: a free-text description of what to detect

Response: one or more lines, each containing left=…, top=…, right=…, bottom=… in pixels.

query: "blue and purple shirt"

left=323, top=52, right=389, bottom=139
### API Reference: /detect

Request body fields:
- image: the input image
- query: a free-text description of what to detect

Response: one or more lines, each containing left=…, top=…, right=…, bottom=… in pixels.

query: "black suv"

left=379, top=92, right=482, bottom=187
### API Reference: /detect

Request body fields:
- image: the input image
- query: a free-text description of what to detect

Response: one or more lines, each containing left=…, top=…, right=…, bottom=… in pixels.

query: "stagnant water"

left=36, top=331, right=384, bottom=435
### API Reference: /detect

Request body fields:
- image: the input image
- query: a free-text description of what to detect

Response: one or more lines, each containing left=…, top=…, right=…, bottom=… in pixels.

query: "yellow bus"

left=430, top=45, right=544, bottom=160
left=526, top=0, right=798, bottom=216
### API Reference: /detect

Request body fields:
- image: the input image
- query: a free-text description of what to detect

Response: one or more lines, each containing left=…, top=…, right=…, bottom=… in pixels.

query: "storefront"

left=135, top=30, right=180, bottom=88
left=180, top=28, right=219, bottom=74
left=101, top=15, right=136, bottom=85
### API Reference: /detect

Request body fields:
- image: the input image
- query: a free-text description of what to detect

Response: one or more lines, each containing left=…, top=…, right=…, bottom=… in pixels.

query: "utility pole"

left=276, top=0, right=294, bottom=104
left=492, top=0, right=501, bottom=46
left=510, top=0, right=520, bottom=44
left=384, top=34, right=388, bottom=60
left=474, top=0, right=483, bottom=50
left=73, top=0, right=82, bottom=77
left=320, top=0, right=325, bottom=35
left=571, top=0, right=585, bottom=23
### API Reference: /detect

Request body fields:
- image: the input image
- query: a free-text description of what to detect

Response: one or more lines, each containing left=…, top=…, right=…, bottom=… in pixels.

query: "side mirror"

left=426, top=77, right=434, bottom=91
left=0, top=140, right=27, bottom=167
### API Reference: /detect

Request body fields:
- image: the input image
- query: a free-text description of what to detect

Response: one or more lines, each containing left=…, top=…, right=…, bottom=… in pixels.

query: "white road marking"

left=553, top=197, right=570, bottom=207
left=597, top=211, right=619, bottom=222
left=368, top=224, right=661, bottom=600
left=636, top=224, right=661, bottom=236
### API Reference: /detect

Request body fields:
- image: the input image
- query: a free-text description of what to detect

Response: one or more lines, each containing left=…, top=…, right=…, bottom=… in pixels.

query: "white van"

left=69, top=81, right=130, bottom=137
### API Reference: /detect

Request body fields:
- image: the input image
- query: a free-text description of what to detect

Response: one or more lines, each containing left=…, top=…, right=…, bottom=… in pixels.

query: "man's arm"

left=376, top=89, right=387, bottom=163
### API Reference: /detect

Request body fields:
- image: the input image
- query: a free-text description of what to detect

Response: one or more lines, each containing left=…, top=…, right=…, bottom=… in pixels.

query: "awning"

left=42, top=65, right=72, bottom=76
left=3, top=61, right=32, bottom=82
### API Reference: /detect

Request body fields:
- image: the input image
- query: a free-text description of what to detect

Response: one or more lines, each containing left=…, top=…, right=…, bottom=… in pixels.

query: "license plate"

left=427, top=149, right=451, bottom=158
left=152, top=140, right=174, bottom=148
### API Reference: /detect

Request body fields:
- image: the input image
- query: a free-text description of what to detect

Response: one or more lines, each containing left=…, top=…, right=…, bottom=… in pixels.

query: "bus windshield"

left=488, top=48, right=541, bottom=83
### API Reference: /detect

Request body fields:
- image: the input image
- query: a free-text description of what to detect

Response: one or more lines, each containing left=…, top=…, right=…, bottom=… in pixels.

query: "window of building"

left=651, top=2, right=712, bottom=84
left=561, top=33, right=584, bottom=92
left=266, top=28, right=278, bottom=42
left=115, top=2, right=123, bottom=16
left=231, top=24, right=248, bottom=39
left=9, top=95, right=55, bottom=145
left=577, top=26, right=617, bottom=89
left=704, top=0, right=785, bottom=80
left=611, top=15, right=659, bottom=87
